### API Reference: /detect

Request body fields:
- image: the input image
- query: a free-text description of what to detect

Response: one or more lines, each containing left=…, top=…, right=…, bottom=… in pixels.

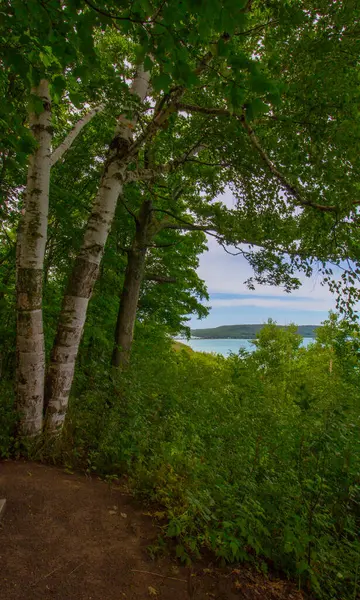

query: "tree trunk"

left=112, top=200, right=152, bottom=368
left=16, top=80, right=51, bottom=436
left=44, top=67, right=150, bottom=432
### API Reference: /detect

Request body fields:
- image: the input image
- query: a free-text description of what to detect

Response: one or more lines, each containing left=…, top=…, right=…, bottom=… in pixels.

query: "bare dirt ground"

left=0, top=460, right=305, bottom=600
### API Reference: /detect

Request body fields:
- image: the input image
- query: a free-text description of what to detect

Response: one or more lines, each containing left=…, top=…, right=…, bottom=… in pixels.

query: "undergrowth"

left=62, top=321, right=360, bottom=599
left=1, top=319, right=359, bottom=599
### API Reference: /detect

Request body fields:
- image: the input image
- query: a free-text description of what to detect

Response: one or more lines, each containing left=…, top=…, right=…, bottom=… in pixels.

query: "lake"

left=178, top=337, right=315, bottom=357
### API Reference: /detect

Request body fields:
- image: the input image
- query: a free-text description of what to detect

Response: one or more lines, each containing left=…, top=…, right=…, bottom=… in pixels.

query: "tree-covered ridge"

left=191, top=324, right=320, bottom=339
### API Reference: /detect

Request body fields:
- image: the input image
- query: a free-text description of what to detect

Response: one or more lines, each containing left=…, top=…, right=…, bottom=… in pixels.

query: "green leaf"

left=73, top=65, right=90, bottom=84
left=250, top=74, right=275, bottom=94
left=51, top=75, right=67, bottom=102
left=152, top=73, right=172, bottom=93
left=18, top=132, right=36, bottom=154
left=143, top=55, right=154, bottom=72
left=248, top=98, right=269, bottom=117
left=228, top=84, right=246, bottom=110
left=69, top=92, right=85, bottom=108
left=217, top=38, right=230, bottom=57
left=28, top=94, right=45, bottom=115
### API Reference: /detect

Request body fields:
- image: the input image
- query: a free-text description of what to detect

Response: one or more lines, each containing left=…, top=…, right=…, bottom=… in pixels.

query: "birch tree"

left=16, top=80, right=52, bottom=436
left=1, top=1, right=116, bottom=434
left=44, top=67, right=151, bottom=430
left=16, top=88, right=104, bottom=435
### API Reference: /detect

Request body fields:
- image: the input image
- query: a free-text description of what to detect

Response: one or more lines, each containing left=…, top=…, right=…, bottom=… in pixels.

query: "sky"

left=188, top=190, right=339, bottom=329
left=188, top=236, right=337, bottom=328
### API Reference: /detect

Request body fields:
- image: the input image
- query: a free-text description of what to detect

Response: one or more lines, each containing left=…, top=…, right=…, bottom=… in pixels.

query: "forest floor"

left=0, top=460, right=306, bottom=600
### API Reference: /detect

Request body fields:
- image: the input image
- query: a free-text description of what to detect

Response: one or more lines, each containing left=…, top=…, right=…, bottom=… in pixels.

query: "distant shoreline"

left=190, top=335, right=315, bottom=340
left=191, top=324, right=319, bottom=340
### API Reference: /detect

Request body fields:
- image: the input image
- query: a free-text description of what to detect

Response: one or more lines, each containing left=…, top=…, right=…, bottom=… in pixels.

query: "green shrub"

left=61, top=320, right=360, bottom=599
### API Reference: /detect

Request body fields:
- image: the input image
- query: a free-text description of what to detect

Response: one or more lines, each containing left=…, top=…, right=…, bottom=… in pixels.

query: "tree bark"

left=16, top=80, right=51, bottom=436
left=44, top=67, right=150, bottom=432
left=112, top=199, right=152, bottom=368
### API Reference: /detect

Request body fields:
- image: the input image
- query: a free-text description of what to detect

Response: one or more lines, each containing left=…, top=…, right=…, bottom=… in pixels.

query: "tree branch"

left=119, top=196, right=139, bottom=223
left=83, top=0, right=151, bottom=24
left=176, top=102, right=231, bottom=116
left=125, top=141, right=207, bottom=183
left=240, top=119, right=338, bottom=213
left=127, top=50, right=216, bottom=157
left=176, top=102, right=358, bottom=214
left=50, top=105, right=103, bottom=167
left=163, top=222, right=211, bottom=231
left=145, top=274, right=177, bottom=283
left=125, top=165, right=172, bottom=183
left=151, top=207, right=209, bottom=230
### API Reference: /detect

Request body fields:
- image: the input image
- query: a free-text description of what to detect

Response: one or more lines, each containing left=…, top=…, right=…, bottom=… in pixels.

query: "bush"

left=60, top=320, right=360, bottom=600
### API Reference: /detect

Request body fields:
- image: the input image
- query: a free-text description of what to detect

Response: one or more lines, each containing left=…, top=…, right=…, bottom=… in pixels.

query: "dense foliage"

left=2, top=318, right=359, bottom=599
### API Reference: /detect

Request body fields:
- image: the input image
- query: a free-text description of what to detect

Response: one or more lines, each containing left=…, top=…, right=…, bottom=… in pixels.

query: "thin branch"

left=185, top=158, right=228, bottom=167
left=125, top=164, right=172, bottom=183
left=145, top=274, right=177, bottom=283
left=176, top=102, right=231, bottom=116
left=240, top=119, right=338, bottom=213
left=176, top=102, right=358, bottom=214
left=234, top=19, right=279, bottom=36
left=0, top=246, right=14, bottom=266
left=83, top=0, right=151, bottom=24
left=163, top=222, right=211, bottom=231
left=150, top=240, right=184, bottom=249
left=127, top=51, right=215, bottom=157
left=119, top=196, right=139, bottom=223
left=220, top=243, right=246, bottom=256
left=152, top=207, right=207, bottom=228
left=125, top=141, right=207, bottom=183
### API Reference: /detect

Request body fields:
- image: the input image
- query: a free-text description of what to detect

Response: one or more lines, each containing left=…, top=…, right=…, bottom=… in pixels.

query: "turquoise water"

left=179, top=337, right=315, bottom=357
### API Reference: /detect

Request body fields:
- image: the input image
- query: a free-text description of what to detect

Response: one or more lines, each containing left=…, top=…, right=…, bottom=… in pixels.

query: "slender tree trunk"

left=44, top=68, right=150, bottom=432
left=112, top=200, right=152, bottom=368
left=15, top=80, right=51, bottom=436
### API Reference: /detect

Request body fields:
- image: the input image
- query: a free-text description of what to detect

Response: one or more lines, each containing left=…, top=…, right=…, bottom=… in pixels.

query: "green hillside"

left=191, top=324, right=319, bottom=339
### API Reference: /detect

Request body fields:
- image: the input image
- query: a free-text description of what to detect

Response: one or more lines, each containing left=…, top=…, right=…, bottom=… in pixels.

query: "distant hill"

left=191, top=324, right=319, bottom=339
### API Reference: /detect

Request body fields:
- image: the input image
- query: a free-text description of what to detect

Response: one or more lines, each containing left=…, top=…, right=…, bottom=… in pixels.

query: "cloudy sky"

left=189, top=236, right=337, bottom=328
left=188, top=190, right=339, bottom=329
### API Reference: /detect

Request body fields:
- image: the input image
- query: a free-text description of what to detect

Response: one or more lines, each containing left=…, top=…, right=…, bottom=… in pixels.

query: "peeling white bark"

left=16, top=79, right=51, bottom=436
left=45, top=67, right=150, bottom=432
left=50, top=105, right=103, bottom=167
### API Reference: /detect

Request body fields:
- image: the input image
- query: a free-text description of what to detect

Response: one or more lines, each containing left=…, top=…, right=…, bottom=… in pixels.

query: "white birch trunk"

left=45, top=67, right=150, bottom=432
left=16, top=79, right=51, bottom=436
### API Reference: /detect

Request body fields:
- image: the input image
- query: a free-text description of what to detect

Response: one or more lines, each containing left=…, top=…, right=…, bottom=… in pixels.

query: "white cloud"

left=192, top=191, right=359, bottom=327
left=199, top=236, right=335, bottom=303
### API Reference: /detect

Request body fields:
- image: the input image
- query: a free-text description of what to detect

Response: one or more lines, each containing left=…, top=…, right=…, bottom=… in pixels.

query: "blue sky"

left=189, top=236, right=335, bottom=328
left=188, top=189, right=360, bottom=330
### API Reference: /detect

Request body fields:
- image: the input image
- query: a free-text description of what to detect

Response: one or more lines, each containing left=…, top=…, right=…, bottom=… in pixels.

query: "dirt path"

left=0, top=461, right=304, bottom=600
